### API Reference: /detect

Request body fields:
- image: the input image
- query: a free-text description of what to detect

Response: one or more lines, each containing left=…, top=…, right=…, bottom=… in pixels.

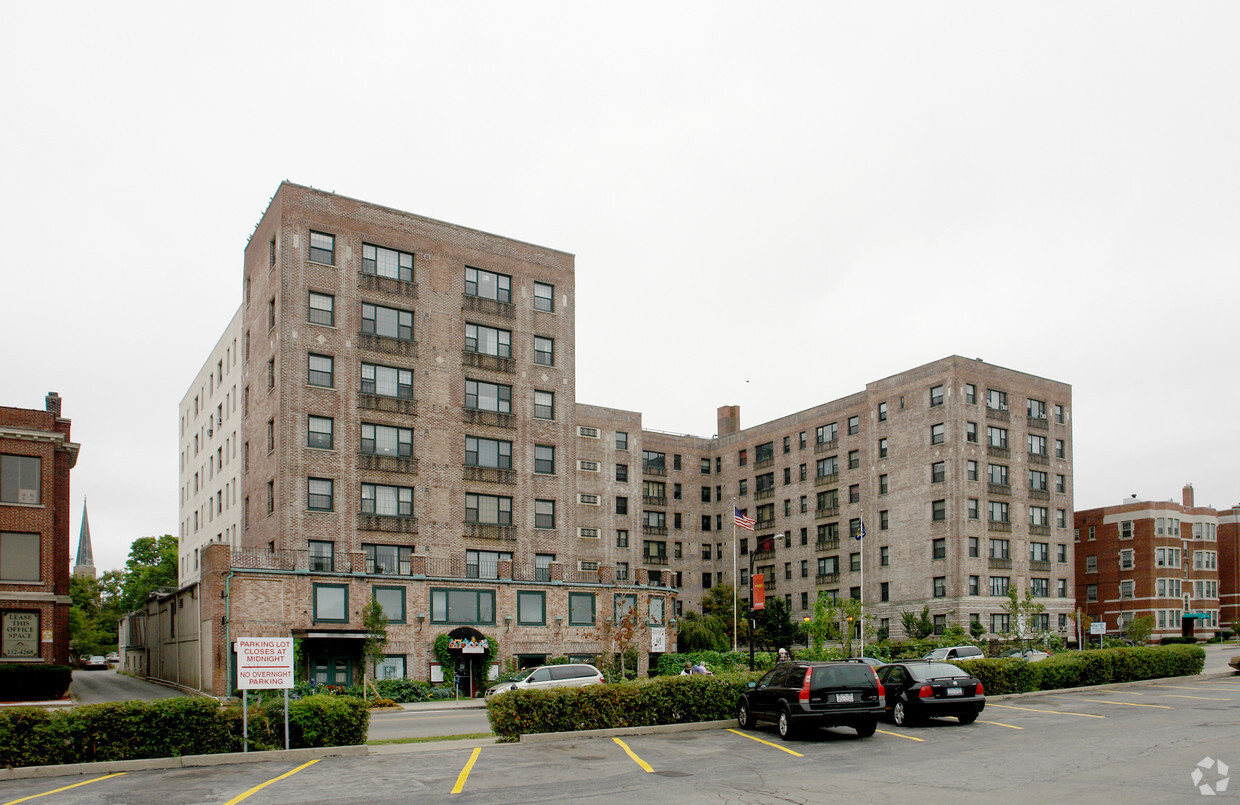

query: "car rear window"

left=910, top=662, right=970, bottom=680
left=811, top=665, right=874, bottom=689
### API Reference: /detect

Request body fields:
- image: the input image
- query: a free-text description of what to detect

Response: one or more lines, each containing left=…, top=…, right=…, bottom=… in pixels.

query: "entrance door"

left=312, top=657, right=352, bottom=686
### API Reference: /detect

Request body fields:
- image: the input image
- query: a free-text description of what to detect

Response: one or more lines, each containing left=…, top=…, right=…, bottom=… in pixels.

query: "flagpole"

left=858, top=509, right=865, bottom=656
left=732, top=498, right=738, bottom=653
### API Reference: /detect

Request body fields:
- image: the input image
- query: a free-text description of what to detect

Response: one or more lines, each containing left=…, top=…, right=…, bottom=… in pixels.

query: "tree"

left=754, top=596, right=799, bottom=652
left=118, top=535, right=178, bottom=613
left=900, top=606, right=935, bottom=640
left=1001, top=588, right=1046, bottom=651
left=805, top=592, right=841, bottom=654
left=701, top=584, right=741, bottom=647
left=1122, top=615, right=1155, bottom=646
left=837, top=596, right=875, bottom=657
left=969, top=619, right=985, bottom=640
left=69, top=574, right=125, bottom=657
left=586, top=597, right=642, bottom=681
left=361, top=599, right=390, bottom=696
left=676, top=611, right=730, bottom=652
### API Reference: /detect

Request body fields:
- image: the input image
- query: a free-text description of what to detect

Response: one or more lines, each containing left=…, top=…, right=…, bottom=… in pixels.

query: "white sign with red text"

left=236, top=637, right=294, bottom=689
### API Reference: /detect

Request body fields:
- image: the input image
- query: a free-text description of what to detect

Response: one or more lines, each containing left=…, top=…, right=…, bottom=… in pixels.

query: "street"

left=367, top=706, right=491, bottom=742
left=8, top=670, right=1238, bottom=804
left=69, top=669, right=189, bottom=705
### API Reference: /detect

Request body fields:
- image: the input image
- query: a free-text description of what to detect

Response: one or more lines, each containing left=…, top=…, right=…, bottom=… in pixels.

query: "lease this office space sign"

left=236, top=637, right=293, bottom=689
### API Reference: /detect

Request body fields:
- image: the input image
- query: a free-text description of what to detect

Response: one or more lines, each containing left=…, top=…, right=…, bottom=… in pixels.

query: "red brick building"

left=0, top=393, right=80, bottom=665
left=1075, top=485, right=1232, bottom=640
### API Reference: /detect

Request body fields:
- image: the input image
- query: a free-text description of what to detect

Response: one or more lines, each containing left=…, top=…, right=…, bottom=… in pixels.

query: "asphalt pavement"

left=69, top=668, right=191, bottom=705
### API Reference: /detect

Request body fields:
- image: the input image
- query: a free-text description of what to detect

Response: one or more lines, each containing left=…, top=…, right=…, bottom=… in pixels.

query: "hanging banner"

left=753, top=575, right=766, bottom=610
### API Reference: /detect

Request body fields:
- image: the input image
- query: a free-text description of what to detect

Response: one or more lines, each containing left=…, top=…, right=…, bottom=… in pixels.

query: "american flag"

left=734, top=507, right=756, bottom=531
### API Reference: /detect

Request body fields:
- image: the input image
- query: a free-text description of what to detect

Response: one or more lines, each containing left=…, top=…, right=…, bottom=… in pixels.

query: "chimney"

left=45, top=391, right=61, bottom=417
left=1182, top=484, right=1194, bottom=508
left=717, top=405, right=740, bottom=436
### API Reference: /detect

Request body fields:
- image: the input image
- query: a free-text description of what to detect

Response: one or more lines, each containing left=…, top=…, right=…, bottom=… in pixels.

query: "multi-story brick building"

left=1074, top=485, right=1234, bottom=640
left=0, top=393, right=80, bottom=665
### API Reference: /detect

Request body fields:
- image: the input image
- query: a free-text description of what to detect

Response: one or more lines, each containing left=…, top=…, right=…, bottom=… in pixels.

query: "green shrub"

left=954, top=657, right=1039, bottom=695
left=956, top=645, right=1204, bottom=695
left=1160, top=636, right=1198, bottom=645
left=0, top=665, right=73, bottom=702
left=282, top=694, right=369, bottom=748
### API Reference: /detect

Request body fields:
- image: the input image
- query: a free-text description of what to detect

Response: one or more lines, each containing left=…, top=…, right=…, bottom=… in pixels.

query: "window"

left=1120, top=520, right=1134, bottom=539
left=363, top=484, right=414, bottom=517
left=307, top=478, right=333, bottom=511
left=616, top=464, right=628, bottom=482
left=815, top=423, right=837, bottom=445
left=466, top=493, right=511, bottom=525
left=817, top=456, right=838, bottom=478
left=877, top=402, right=887, bottom=422
left=880, top=582, right=890, bottom=602
left=362, top=243, right=414, bottom=281
left=1119, top=580, right=1134, bottom=600
left=848, top=416, right=859, bottom=435
left=1086, top=584, right=1098, bottom=602
left=930, top=385, right=944, bottom=407
left=878, top=438, right=888, bottom=458
left=615, top=496, right=628, bottom=515
left=967, top=460, right=978, bottom=481
left=880, top=546, right=889, bottom=566
left=989, top=538, right=1010, bottom=561
left=879, top=474, right=888, bottom=494
left=309, top=292, right=334, bottom=326
left=361, top=423, right=413, bottom=457
left=308, top=416, right=333, bottom=449
left=932, top=499, right=946, bottom=521
left=990, top=576, right=1010, bottom=596
left=616, top=432, right=629, bottom=450
left=989, top=501, right=1009, bottom=523
left=931, top=461, right=945, bottom=483
left=308, top=354, right=333, bottom=387
left=309, top=231, right=335, bottom=265
left=989, top=464, right=1009, bottom=486
left=465, top=379, right=511, bottom=412
left=1056, top=474, right=1066, bottom=493
left=1055, top=439, right=1066, bottom=459
left=569, top=592, right=594, bottom=625
left=535, top=444, right=555, bottom=474
left=968, top=498, right=980, bottom=520
left=465, top=266, right=511, bottom=302
left=534, top=336, right=554, bottom=366
left=517, top=591, right=546, bottom=626
left=965, top=422, right=978, bottom=443
left=362, top=363, right=413, bottom=399
left=0, top=456, right=41, bottom=504
left=987, top=389, right=1007, bottom=411
left=1028, top=434, right=1047, bottom=457
left=465, top=323, right=511, bottom=357
left=535, top=499, right=556, bottom=529
left=312, top=583, right=348, bottom=622
left=534, top=390, right=555, bottom=420
left=1119, top=549, right=1134, bottom=570
left=1057, top=579, right=1068, bottom=598
left=738, top=449, right=748, bottom=466
left=431, top=588, right=496, bottom=624
left=466, top=550, right=511, bottom=579
left=879, top=510, right=889, bottom=530
left=987, top=427, right=1008, bottom=449
left=969, top=575, right=980, bottom=596
left=933, top=576, right=946, bottom=597
left=1057, top=544, right=1068, bottom=563
left=1085, top=555, right=1097, bottom=573
left=268, top=297, right=276, bottom=330
left=932, top=538, right=946, bottom=560
left=364, top=544, right=412, bottom=575
left=848, top=450, right=860, bottom=470
left=373, top=587, right=406, bottom=623
left=1029, top=577, right=1049, bottom=598
left=0, top=532, right=40, bottom=581
left=617, top=530, right=629, bottom=548
left=364, top=303, right=415, bottom=341
left=465, top=436, right=512, bottom=469
left=534, top=281, right=554, bottom=312
left=969, top=536, right=979, bottom=557
left=1029, top=507, right=1049, bottom=528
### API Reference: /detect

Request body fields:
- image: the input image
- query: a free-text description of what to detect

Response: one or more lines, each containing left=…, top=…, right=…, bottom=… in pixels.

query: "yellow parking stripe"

left=613, top=738, right=654, bottom=773
left=450, top=747, right=481, bottom=795
left=987, top=703, right=1104, bottom=718
left=2, top=773, right=126, bottom=805
left=726, top=728, right=804, bottom=756
left=1078, top=699, right=1171, bottom=709
left=223, top=760, right=319, bottom=805
left=978, top=720, right=1022, bottom=730
left=1161, top=695, right=1230, bottom=701
left=876, top=729, right=924, bottom=742
left=1149, top=684, right=1239, bottom=692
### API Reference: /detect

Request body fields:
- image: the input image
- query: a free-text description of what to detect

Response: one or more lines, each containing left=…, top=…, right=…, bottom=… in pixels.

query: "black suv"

left=737, top=661, right=885, bottom=740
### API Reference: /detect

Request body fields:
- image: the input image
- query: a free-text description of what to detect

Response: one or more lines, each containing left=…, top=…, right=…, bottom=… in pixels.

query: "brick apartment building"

left=139, top=184, right=1076, bottom=696
left=0, top=393, right=80, bottom=665
left=1075, top=485, right=1239, bottom=640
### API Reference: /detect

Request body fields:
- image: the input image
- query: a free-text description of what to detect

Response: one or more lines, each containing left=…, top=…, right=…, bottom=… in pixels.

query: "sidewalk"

left=395, top=697, right=486, bottom=712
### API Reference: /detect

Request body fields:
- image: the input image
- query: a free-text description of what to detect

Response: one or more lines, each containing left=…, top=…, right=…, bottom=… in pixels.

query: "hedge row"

left=0, top=665, right=72, bottom=703
left=487, top=673, right=762, bottom=739
left=0, top=695, right=369, bottom=769
left=955, top=645, right=1205, bottom=695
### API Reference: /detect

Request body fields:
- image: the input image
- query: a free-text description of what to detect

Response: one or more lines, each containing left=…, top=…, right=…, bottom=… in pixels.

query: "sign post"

left=236, top=637, right=295, bottom=751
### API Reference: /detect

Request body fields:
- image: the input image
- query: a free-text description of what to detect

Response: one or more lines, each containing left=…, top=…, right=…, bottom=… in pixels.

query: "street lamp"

left=748, top=533, right=778, bottom=671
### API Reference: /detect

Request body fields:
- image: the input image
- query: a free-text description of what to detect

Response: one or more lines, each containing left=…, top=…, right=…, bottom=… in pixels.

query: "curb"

left=519, top=719, right=734, bottom=744
left=0, top=745, right=368, bottom=782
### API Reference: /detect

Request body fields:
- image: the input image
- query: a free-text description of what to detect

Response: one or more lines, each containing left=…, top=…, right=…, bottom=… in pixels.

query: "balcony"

left=755, top=488, right=774, bottom=501
left=754, top=457, right=775, bottom=470
left=988, top=520, right=1012, bottom=533
left=814, top=439, right=838, bottom=455
left=462, top=293, right=515, bottom=319
left=1028, top=452, right=1050, bottom=466
left=815, top=539, right=840, bottom=551
left=755, top=518, right=775, bottom=530
left=761, top=577, right=777, bottom=591
left=359, top=393, right=417, bottom=416
left=816, top=572, right=840, bottom=584
left=988, top=557, right=1013, bottom=569
left=752, top=548, right=776, bottom=562
left=463, top=408, right=515, bottom=429
left=988, top=482, right=1011, bottom=496
left=815, top=506, right=840, bottom=519
left=464, top=522, right=516, bottom=541
left=358, top=454, right=418, bottom=474
left=365, top=557, right=413, bottom=576
left=642, top=464, right=667, bottom=477
left=986, top=407, right=1010, bottom=422
left=462, top=350, right=515, bottom=374
left=642, top=525, right=668, bottom=536
left=1028, top=523, right=1051, bottom=536
left=357, top=514, right=418, bottom=534
left=358, top=332, right=418, bottom=358
left=815, top=473, right=838, bottom=488
left=464, top=466, right=516, bottom=485
left=1029, top=560, right=1052, bottom=572
left=359, top=272, right=418, bottom=299
left=1029, top=488, right=1050, bottom=501
left=987, top=445, right=1010, bottom=458
left=1027, top=416, right=1048, bottom=431
left=643, top=554, right=669, bottom=566
left=642, top=495, right=667, bottom=506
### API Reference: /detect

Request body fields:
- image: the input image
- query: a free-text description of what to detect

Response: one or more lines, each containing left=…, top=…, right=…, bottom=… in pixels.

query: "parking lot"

left=5, top=675, right=1238, bottom=804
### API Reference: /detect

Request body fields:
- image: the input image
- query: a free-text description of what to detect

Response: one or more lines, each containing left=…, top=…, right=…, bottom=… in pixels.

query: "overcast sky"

left=3, top=3, right=1237, bottom=573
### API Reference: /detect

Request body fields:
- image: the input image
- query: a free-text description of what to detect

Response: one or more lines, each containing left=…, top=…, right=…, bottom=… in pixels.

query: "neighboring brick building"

left=0, top=393, right=80, bottom=666
left=1075, top=485, right=1233, bottom=640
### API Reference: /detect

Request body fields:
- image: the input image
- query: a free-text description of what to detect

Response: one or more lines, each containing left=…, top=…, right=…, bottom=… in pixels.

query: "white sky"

left=3, top=3, right=1238, bottom=573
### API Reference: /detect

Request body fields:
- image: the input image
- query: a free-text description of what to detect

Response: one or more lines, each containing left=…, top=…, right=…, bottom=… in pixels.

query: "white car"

left=484, top=663, right=605, bottom=699
left=921, top=646, right=985, bottom=662
left=1003, top=649, right=1050, bottom=662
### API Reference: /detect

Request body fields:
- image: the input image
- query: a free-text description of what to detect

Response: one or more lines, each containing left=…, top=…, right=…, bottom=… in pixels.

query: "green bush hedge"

left=289, top=678, right=434, bottom=703
left=487, top=673, right=762, bottom=739
left=0, top=694, right=370, bottom=769
left=955, top=645, right=1205, bottom=695
left=0, top=665, right=73, bottom=702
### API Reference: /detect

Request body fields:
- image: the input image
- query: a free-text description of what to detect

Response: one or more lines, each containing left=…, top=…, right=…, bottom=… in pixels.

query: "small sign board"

left=650, top=626, right=666, bottom=653
left=236, top=637, right=294, bottom=689
left=1090, top=622, right=1106, bottom=635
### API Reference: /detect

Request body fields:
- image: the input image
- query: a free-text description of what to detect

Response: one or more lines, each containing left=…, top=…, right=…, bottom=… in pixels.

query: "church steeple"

left=73, top=498, right=96, bottom=579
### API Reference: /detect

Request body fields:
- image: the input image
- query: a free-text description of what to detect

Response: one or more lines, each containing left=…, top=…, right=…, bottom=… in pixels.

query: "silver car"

left=484, top=663, right=605, bottom=699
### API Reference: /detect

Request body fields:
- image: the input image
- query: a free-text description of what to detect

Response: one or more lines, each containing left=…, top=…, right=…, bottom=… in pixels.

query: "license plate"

left=835, top=692, right=854, bottom=703
left=946, top=687, right=963, bottom=697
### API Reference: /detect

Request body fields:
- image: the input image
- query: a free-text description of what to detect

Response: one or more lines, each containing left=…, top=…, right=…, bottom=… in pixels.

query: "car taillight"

left=975, top=682, right=984, bottom=696
left=872, top=668, right=884, bottom=698
left=919, top=684, right=934, bottom=698
left=799, top=668, right=812, bottom=702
